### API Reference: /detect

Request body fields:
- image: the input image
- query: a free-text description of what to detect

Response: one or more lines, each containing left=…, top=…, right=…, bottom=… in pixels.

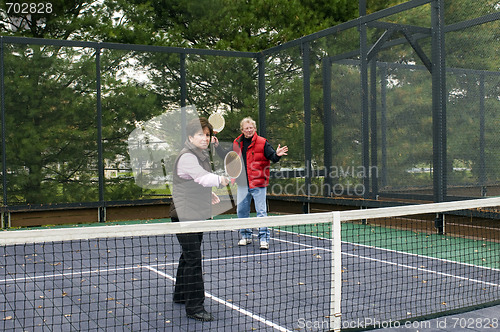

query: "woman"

left=169, top=117, right=229, bottom=322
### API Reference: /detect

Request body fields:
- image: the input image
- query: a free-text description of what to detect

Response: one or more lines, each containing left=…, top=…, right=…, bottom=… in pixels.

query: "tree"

left=2, top=0, right=497, bottom=204
left=116, top=0, right=358, bottom=51
left=0, top=0, right=360, bottom=203
left=0, top=1, right=164, bottom=204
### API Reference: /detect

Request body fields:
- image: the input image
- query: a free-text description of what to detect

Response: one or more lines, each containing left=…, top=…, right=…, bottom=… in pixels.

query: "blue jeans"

left=237, top=186, right=270, bottom=242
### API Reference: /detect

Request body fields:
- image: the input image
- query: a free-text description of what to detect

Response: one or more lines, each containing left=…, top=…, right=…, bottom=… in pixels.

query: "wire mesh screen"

left=329, top=62, right=363, bottom=196
left=265, top=44, right=307, bottom=196
left=1, top=198, right=498, bottom=331
left=319, top=0, right=499, bottom=200
left=0, top=1, right=499, bottom=218
left=340, top=197, right=500, bottom=329
left=378, top=64, right=434, bottom=195
left=2, top=43, right=99, bottom=205
left=445, top=16, right=500, bottom=198
left=446, top=69, right=500, bottom=197
left=0, top=213, right=338, bottom=332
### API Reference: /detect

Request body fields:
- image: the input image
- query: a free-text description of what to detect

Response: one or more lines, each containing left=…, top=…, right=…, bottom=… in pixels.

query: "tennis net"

left=0, top=197, right=499, bottom=331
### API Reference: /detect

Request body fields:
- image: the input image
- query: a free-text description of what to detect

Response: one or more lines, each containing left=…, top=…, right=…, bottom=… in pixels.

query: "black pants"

left=172, top=218, right=205, bottom=314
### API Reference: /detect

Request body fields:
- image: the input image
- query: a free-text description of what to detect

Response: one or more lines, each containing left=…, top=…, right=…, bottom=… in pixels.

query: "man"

left=232, top=117, right=288, bottom=250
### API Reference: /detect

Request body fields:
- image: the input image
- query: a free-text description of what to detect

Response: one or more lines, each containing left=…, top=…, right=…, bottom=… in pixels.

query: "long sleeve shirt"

left=176, top=152, right=221, bottom=187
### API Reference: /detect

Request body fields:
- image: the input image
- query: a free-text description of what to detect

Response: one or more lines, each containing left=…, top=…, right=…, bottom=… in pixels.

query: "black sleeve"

left=264, top=141, right=281, bottom=163
left=214, top=143, right=231, bottom=159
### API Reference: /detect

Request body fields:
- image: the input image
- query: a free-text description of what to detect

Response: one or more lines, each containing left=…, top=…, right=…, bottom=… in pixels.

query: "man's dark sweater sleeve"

left=214, top=143, right=230, bottom=159
left=264, top=141, right=281, bottom=163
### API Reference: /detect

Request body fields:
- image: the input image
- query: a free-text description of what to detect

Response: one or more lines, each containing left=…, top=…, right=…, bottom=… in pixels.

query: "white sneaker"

left=238, top=238, right=252, bottom=246
left=259, top=241, right=269, bottom=250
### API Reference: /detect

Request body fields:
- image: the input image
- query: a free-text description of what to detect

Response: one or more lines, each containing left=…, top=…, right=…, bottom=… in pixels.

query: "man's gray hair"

left=240, top=117, right=256, bottom=130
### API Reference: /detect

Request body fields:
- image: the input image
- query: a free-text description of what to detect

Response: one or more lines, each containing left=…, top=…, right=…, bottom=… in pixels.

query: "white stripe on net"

left=0, top=212, right=335, bottom=245
left=1, top=196, right=499, bottom=246
left=341, top=196, right=500, bottom=221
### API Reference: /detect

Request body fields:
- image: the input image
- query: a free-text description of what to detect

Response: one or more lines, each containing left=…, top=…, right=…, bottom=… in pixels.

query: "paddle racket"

left=208, top=113, right=239, bottom=209
left=208, top=112, right=225, bottom=171
left=223, top=151, right=242, bottom=209
left=224, top=151, right=242, bottom=179
left=208, top=112, right=225, bottom=134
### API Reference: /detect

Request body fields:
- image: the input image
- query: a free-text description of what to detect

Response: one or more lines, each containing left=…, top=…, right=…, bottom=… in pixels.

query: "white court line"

left=143, top=265, right=293, bottom=332
left=276, top=227, right=500, bottom=271
left=0, top=245, right=310, bottom=331
left=342, top=251, right=500, bottom=288
left=3, top=229, right=498, bottom=290
left=342, top=239, right=500, bottom=272
left=0, top=246, right=318, bottom=283
left=150, top=247, right=318, bottom=268
left=273, top=229, right=500, bottom=287
left=4, top=231, right=498, bottom=290
left=0, top=265, right=139, bottom=283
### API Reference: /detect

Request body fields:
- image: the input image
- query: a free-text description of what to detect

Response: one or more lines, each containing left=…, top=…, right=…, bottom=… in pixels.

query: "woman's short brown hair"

left=186, top=117, right=213, bottom=137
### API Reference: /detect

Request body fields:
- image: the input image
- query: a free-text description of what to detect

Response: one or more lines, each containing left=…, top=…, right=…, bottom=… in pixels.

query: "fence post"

left=1, top=37, right=7, bottom=213
left=431, top=0, right=447, bottom=203
left=302, top=42, right=312, bottom=213
left=323, top=57, right=333, bottom=197
left=96, top=47, right=105, bottom=222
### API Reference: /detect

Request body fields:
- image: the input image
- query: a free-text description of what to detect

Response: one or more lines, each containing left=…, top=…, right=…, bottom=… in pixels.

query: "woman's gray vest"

left=169, top=142, right=213, bottom=222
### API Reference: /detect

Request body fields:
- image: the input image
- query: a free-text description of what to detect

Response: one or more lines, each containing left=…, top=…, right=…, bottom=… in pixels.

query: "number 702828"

left=6, top=2, right=53, bottom=15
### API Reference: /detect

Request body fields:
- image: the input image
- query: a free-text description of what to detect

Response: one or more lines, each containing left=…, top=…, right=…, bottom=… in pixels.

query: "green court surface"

left=5, top=213, right=246, bottom=231
left=274, top=222, right=500, bottom=269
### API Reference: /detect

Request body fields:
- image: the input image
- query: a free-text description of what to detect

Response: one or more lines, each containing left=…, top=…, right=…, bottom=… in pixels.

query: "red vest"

left=233, top=134, right=270, bottom=188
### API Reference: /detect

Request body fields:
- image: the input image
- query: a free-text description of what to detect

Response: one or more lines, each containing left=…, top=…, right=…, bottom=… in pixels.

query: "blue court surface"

left=1, top=226, right=499, bottom=331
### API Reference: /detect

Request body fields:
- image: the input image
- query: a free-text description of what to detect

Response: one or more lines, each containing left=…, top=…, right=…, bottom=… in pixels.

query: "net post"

left=98, top=206, right=106, bottom=223
left=434, top=213, right=445, bottom=234
left=330, top=211, right=342, bottom=331
left=1, top=212, right=10, bottom=229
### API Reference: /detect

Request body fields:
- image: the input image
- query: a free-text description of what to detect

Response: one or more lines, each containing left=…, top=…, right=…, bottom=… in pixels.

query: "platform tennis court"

left=2, top=202, right=499, bottom=331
